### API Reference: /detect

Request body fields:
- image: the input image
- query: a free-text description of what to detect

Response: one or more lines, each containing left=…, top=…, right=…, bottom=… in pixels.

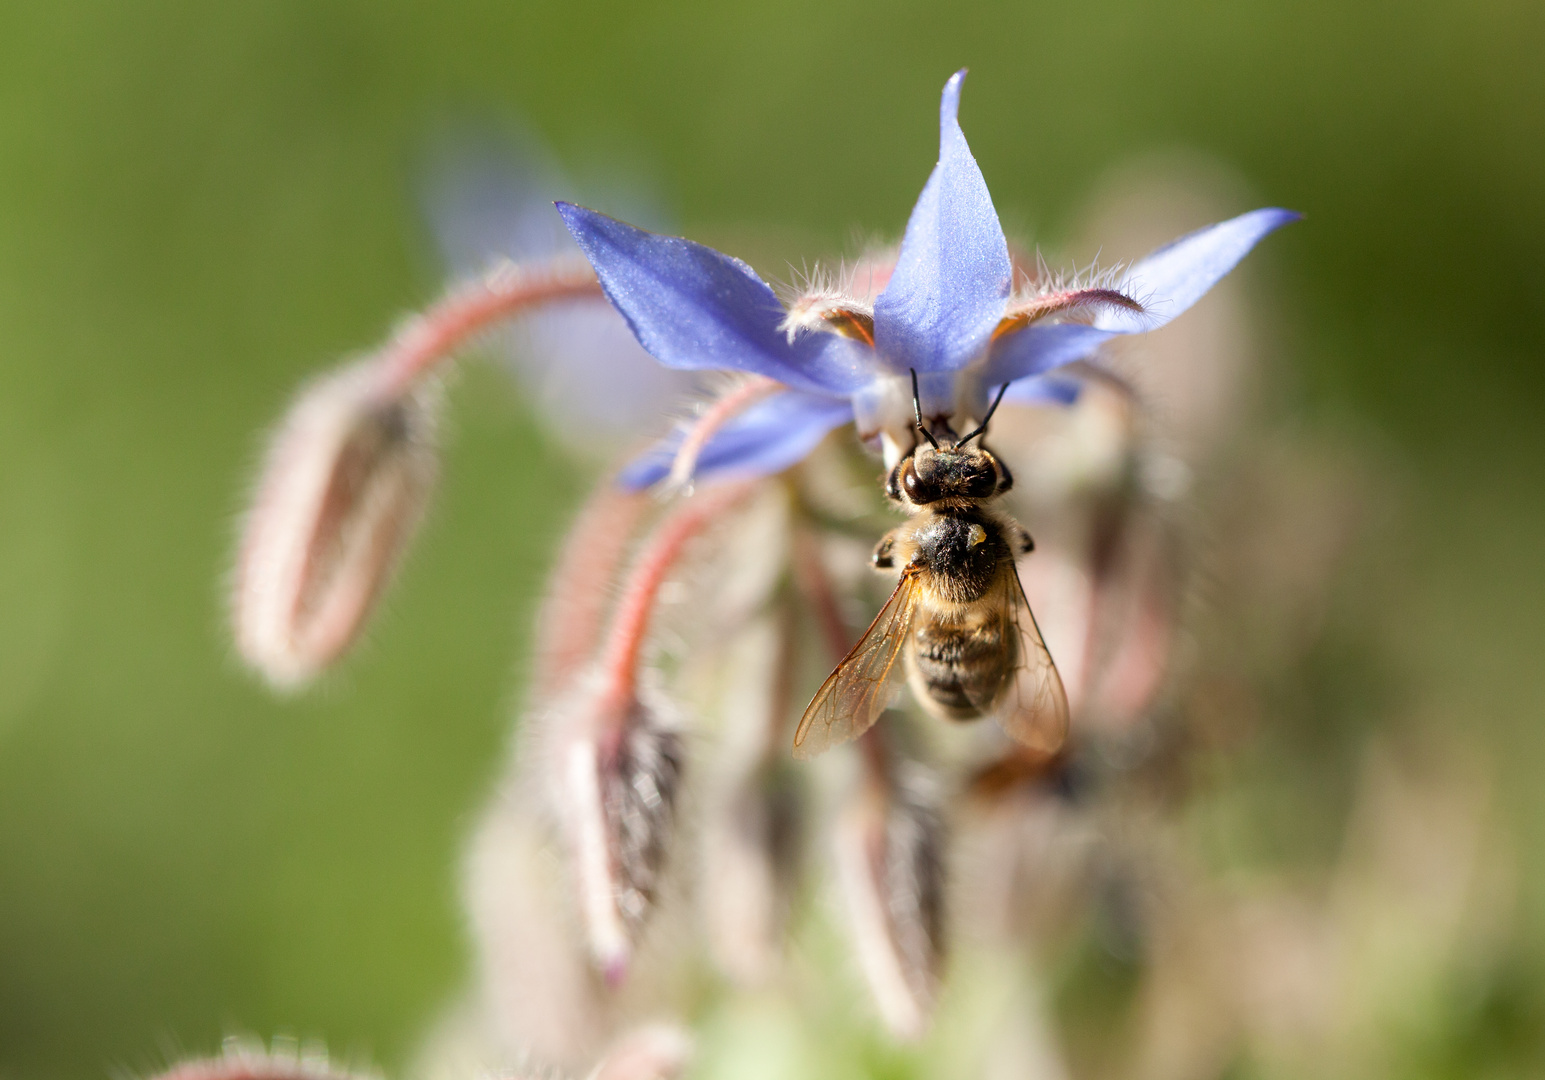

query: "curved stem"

left=665, top=376, right=781, bottom=490
left=790, top=527, right=856, bottom=666
left=533, top=485, right=652, bottom=703
left=375, top=257, right=604, bottom=395
left=594, top=482, right=757, bottom=730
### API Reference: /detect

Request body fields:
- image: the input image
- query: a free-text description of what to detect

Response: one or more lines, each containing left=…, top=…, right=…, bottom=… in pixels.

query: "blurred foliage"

left=0, top=0, right=1541, bottom=1078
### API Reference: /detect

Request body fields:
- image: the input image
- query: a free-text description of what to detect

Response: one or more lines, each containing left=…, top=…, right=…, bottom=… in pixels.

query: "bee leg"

left=1012, top=523, right=1035, bottom=554
left=883, top=457, right=910, bottom=503
left=872, top=533, right=897, bottom=569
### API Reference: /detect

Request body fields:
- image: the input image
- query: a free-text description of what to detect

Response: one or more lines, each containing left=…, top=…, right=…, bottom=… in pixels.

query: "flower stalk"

left=376, top=257, right=602, bottom=394
left=664, top=376, right=782, bottom=491
left=548, top=482, right=757, bottom=982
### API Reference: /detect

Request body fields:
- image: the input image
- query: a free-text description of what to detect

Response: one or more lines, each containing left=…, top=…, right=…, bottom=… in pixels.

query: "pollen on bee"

left=967, top=524, right=987, bottom=548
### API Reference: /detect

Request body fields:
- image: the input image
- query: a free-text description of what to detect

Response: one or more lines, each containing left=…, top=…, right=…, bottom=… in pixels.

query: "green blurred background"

left=0, top=0, right=1541, bottom=1077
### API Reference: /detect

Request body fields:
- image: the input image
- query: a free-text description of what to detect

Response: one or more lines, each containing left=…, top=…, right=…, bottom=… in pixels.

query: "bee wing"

left=793, top=569, right=921, bottom=760
left=994, top=561, right=1071, bottom=755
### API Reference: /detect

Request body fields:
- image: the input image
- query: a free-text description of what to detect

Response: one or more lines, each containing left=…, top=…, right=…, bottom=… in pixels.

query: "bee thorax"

left=912, top=514, right=1003, bottom=602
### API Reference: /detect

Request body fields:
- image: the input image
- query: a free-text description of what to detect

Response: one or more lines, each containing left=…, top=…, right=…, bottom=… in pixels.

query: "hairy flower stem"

left=376, top=258, right=603, bottom=394
left=533, top=485, right=652, bottom=703
left=592, top=483, right=756, bottom=751
left=557, top=482, right=757, bottom=981
left=666, top=376, right=782, bottom=490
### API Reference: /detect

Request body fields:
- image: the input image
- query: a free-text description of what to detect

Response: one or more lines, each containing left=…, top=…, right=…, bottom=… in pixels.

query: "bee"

left=793, top=374, right=1069, bottom=760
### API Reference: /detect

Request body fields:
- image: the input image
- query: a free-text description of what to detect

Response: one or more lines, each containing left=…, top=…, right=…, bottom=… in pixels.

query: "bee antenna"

left=910, top=368, right=939, bottom=449
left=959, top=382, right=1011, bottom=446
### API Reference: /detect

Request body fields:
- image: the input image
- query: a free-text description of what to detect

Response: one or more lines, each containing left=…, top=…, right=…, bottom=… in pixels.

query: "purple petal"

left=559, top=203, right=872, bottom=396
left=1096, top=207, right=1301, bottom=333
left=617, top=391, right=853, bottom=490
left=423, top=142, right=696, bottom=446
left=981, top=207, right=1298, bottom=384
left=1002, top=374, right=1082, bottom=406
left=979, top=322, right=1122, bottom=386
left=873, top=70, right=1012, bottom=374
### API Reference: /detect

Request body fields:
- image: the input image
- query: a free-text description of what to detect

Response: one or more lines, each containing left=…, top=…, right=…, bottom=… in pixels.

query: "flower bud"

left=233, top=362, right=438, bottom=687
left=554, top=680, right=683, bottom=983
left=539, top=483, right=752, bottom=981
left=604, top=714, right=684, bottom=931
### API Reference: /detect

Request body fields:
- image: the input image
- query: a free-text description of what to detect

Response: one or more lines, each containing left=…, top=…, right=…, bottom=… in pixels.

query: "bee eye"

left=901, top=464, right=934, bottom=503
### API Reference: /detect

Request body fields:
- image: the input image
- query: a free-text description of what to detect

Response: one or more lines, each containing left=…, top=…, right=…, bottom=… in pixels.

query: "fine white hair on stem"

left=662, top=376, right=781, bottom=492
left=374, top=256, right=604, bottom=392
left=145, top=1038, right=380, bottom=1080
left=539, top=484, right=757, bottom=981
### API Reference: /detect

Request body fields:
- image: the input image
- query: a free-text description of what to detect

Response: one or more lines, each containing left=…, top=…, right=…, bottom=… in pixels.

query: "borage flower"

left=558, top=69, right=1297, bottom=491
left=225, top=65, right=1305, bottom=1065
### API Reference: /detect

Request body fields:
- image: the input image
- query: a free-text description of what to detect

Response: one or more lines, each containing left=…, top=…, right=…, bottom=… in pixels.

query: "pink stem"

left=533, top=484, right=652, bottom=703
left=791, top=528, right=890, bottom=777
left=594, top=483, right=757, bottom=729
left=666, top=376, right=782, bottom=489
left=374, top=257, right=604, bottom=395
left=791, top=527, right=855, bottom=665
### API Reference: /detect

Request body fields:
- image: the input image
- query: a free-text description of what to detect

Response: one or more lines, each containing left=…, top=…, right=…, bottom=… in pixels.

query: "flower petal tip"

left=940, top=69, right=968, bottom=130
left=1244, top=206, right=1304, bottom=236
left=874, top=68, right=1010, bottom=373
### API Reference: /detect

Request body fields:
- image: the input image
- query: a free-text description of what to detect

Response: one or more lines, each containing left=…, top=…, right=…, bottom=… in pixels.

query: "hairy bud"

left=556, top=682, right=684, bottom=983
left=540, top=483, right=753, bottom=981
left=604, top=716, right=684, bottom=930
left=234, top=362, right=438, bottom=687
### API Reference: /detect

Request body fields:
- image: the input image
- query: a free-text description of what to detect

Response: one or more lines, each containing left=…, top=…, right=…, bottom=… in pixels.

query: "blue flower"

left=559, top=70, right=1298, bottom=490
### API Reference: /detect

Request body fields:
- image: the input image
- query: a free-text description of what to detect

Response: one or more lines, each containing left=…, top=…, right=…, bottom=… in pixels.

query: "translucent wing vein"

left=994, top=562, right=1071, bottom=754
left=793, top=570, right=920, bottom=760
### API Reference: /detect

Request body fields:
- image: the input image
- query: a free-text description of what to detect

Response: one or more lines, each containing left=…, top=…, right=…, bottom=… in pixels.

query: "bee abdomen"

left=909, top=617, right=1013, bottom=721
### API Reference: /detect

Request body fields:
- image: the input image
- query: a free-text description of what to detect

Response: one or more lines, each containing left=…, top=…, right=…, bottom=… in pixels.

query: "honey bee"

left=793, top=375, right=1069, bottom=759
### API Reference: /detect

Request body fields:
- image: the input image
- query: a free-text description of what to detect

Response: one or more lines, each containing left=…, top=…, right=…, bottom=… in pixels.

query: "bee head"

left=886, top=373, right=1015, bottom=505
